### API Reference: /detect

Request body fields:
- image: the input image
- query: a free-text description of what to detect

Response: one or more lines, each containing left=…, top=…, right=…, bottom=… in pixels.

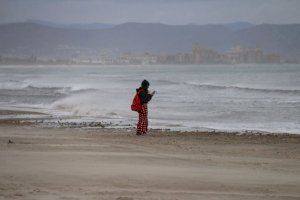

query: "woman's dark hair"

left=141, top=80, right=150, bottom=88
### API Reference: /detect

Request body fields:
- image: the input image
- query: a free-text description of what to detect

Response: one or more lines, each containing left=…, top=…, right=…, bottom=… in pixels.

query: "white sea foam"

left=50, top=91, right=129, bottom=119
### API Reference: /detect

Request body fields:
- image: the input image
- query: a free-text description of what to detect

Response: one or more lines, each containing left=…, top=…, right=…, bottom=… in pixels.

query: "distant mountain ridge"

left=24, top=20, right=254, bottom=31
left=26, top=19, right=115, bottom=30
left=222, top=21, right=254, bottom=31
left=0, top=21, right=299, bottom=61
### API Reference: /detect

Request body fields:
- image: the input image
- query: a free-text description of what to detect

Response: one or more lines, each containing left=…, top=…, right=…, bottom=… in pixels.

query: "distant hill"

left=26, top=19, right=115, bottom=30
left=223, top=21, right=254, bottom=31
left=234, top=24, right=300, bottom=59
left=0, top=22, right=299, bottom=60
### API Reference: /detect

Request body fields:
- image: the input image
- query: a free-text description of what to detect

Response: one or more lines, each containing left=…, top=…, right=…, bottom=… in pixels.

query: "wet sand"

left=0, top=108, right=300, bottom=200
left=0, top=110, right=45, bottom=115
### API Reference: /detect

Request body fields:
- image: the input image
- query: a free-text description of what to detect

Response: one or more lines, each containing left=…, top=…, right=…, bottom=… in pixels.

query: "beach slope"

left=0, top=125, right=299, bottom=200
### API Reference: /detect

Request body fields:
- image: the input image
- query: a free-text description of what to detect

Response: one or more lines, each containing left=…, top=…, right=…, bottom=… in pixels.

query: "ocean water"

left=0, top=64, right=299, bottom=133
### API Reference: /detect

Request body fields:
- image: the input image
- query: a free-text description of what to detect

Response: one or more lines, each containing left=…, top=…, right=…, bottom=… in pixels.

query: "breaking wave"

left=184, top=81, right=300, bottom=95
left=0, top=84, right=97, bottom=94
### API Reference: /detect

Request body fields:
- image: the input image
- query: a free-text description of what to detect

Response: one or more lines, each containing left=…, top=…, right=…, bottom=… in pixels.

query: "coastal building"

left=263, top=53, right=281, bottom=63
left=192, top=45, right=220, bottom=64
left=119, top=52, right=157, bottom=65
left=3, top=45, right=281, bottom=65
left=224, top=46, right=264, bottom=64
left=175, top=53, right=192, bottom=64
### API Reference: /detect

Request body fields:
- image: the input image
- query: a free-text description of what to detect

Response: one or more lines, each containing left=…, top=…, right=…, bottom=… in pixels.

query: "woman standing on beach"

left=134, top=80, right=155, bottom=135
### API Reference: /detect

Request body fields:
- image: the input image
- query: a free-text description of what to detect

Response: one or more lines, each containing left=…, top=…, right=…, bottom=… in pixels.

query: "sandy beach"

left=0, top=115, right=300, bottom=200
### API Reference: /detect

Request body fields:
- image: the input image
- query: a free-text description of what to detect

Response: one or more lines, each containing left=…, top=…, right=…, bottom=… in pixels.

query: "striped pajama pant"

left=136, top=104, right=148, bottom=135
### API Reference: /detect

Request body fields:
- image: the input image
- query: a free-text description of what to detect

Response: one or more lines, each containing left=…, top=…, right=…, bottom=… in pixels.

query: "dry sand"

left=0, top=124, right=300, bottom=200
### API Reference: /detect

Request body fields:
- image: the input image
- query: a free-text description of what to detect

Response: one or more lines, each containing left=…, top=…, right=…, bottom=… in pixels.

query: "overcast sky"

left=0, top=0, right=300, bottom=25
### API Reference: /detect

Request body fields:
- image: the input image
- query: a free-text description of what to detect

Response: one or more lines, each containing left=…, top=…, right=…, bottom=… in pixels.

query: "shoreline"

left=0, top=108, right=299, bottom=135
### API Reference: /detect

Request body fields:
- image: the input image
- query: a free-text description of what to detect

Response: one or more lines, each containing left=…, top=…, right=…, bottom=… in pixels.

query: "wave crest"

left=184, top=81, right=300, bottom=95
